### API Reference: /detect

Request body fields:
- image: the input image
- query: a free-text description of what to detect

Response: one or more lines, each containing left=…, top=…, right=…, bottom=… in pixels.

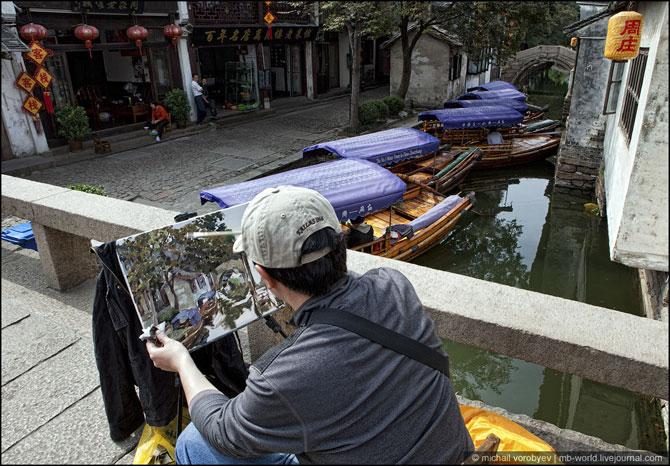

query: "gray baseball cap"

left=233, top=186, right=341, bottom=268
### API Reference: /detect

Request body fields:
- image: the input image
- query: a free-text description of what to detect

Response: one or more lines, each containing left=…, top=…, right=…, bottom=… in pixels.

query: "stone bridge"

left=501, top=45, right=577, bottom=85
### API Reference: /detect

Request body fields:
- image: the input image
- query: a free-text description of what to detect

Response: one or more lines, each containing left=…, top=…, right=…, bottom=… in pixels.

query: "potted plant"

left=55, top=104, right=90, bottom=152
left=164, top=88, right=190, bottom=128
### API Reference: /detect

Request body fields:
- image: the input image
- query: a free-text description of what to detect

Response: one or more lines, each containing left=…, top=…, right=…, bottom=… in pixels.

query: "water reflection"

left=416, top=163, right=665, bottom=451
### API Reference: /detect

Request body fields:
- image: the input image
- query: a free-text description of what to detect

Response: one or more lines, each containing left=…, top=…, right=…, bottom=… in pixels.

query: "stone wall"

left=554, top=144, right=602, bottom=194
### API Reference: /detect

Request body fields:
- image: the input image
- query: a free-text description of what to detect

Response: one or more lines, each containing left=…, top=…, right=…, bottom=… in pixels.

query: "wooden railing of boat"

left=420, top=120, right=559, bottom=146
left=350, top=187, right=474, bottom=262
left=451, top=133, right=560, bottom=170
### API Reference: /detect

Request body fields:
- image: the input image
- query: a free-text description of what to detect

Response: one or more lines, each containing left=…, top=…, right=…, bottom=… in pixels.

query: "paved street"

left=22, top=87, right=389, bottom=215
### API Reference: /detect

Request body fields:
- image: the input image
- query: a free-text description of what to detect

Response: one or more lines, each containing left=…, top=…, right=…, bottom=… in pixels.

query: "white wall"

left=389, top=32, right=467, bottom=108
left=603, top=2, right=669, bottom=271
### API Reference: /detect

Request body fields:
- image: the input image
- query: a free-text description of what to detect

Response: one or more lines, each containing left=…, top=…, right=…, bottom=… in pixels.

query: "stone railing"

left=2, top=175, right=668, bottom=405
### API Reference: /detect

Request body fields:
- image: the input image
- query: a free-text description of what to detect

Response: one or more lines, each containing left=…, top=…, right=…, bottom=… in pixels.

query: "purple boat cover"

left=443, top=98, right=528, bottom=114
left=459, top=89, right=527, bottom=102
left=418, top=106, right=524, bottom=129
left=389, top=195, right=463, bottom=240
left=200, top=159, right=406, bottom=222
left=467, top=80, right=518, bottom=92
left=302, top=128, right=440, bottom=167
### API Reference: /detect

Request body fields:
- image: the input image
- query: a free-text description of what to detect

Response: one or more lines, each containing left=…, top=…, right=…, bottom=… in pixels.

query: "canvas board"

left=115, top=203, right=283, bottom=352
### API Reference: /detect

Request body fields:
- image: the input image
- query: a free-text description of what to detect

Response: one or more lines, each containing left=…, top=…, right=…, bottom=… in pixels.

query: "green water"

left=413, top=163, right=667, bottom=452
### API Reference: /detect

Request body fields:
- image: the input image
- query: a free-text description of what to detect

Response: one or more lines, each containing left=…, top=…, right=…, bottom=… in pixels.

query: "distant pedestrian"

left=191, top=74, right=208, bottom=124
left=144, top=101, right=170, bottom=143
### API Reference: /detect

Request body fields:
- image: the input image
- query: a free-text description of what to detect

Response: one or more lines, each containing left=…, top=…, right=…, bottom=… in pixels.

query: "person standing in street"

left=146, top=186, right=473, bottom=464
left=191, top=74, right=208, bottom=124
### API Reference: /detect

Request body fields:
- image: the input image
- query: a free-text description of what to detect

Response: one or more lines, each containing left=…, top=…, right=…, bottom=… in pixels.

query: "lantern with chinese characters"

left=19, top=23, right=48, bottom=43
left=74, top=24, right=99, bottom=58
left=604, top=11, right=643, bottom=61
left=163, top=24, right=183, bottom=47
left=127, top=25, right=149, bottom=53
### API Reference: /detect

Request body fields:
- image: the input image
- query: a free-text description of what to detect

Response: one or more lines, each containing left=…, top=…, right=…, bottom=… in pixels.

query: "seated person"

left=487, top=130, right=504, bottom=145
left=346, top=216, right=374, bottom=247
left=144, top=101, right=170, bottom=142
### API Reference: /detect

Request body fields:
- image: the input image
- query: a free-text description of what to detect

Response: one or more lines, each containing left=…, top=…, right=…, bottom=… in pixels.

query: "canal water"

left=413, top=162, right=666, bottom=452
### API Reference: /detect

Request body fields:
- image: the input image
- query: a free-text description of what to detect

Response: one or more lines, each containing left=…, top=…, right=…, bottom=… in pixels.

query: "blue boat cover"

left=418, top=106, right=524, bottom=129
left=467, top=80, right=518, bottom=92
left=302, top=128, right=439, bottom=167
left=443, top=98, right=529, bottom=114
left=459, top=89, right=527, bottom=102
left=389, top=195, right=462, bottom=240
left=200, top=159, right=406, bottom=222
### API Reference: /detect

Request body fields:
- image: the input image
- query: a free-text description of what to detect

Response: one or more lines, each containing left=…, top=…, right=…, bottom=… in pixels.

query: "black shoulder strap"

left=306, top=308, right=450, bottom=378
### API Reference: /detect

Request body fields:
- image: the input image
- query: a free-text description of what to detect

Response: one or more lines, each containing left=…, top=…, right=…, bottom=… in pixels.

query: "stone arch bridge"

left=501, top=45, right=576, bottom=85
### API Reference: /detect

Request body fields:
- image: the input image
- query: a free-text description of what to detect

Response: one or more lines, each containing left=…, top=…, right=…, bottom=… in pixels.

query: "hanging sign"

left=34, top=66, right=54, bottom=89
left=16, top=72, right=37, bottom=93
left=71, top=1, right=144, bottom=13
left=193, top=26, right=319, bottom=46
left=604, top=11, right=643, bottom=60
left=24, top=41, right=49, bottom=65
left=23, top=95, right=43, bottom=116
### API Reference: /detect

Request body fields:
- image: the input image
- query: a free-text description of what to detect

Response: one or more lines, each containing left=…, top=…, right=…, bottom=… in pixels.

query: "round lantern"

left=604, top=11, right=643, bottom=61
left=74, top=24, right=99, bottom=58
left=19, top=23, right=48, bottom=43
left=163, top=24, right=183, bottom=47
left=127, top=25, right=149, bottom=53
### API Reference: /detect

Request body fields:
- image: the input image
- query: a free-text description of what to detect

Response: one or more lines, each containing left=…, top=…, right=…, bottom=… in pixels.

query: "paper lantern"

left=74, top=24, right=99, bottom=59
left=127, top=25, right=149, bottom=53
left=19, top=23, right=48, bottom=43
left=604, top=11, right=643, bottom=61
left=163, top=24, right=183, bottom=46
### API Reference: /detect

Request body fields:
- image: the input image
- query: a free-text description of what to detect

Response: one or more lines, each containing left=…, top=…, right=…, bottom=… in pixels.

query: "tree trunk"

left=347, top=24, right=361, bottom=132
left=395, top=17, right=412, bottom=101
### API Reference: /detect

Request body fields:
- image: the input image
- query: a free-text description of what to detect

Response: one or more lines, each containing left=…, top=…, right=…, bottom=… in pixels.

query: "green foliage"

left=164, top=89, right=190, bottom=126
left=372, top=100, right=389, bottom=119
left=67, top=183, right=106, bottom=196
left=55, top=105, right=90, bottom=141
left=157, top=307, right=179, bottom=323
left=359, top=101, right=382, bottom=126
left=383, top=95, right=405, bottom=115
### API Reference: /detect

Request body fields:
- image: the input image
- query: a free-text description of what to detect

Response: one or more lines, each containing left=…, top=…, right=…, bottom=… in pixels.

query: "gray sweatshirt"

left=190, top=267, right=473, bottom=464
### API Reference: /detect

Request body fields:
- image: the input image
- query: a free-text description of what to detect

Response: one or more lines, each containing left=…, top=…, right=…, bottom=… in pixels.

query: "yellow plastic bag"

left=133, top=409, right=190, bottom=465
left=460, top=404, right=560, bottom=464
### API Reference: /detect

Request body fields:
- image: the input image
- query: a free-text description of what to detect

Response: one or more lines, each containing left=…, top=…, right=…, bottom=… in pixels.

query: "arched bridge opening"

left=501, top=45, right=576, bottom=87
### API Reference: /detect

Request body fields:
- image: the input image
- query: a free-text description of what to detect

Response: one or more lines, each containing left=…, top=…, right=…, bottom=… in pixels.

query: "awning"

left=200, top=159, right=407, bottom=222
left=302, top=128, right=440, bottom=167
left=418, top=106, right=524, bottom=129
left=444, top=98, right=529, bottom=114
left=466, top=80, right=518, bottom=92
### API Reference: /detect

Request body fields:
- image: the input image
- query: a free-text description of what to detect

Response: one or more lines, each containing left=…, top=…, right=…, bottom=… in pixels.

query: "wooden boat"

left=463, top=80, right=548, bottom=121
left=302, top=127, right=481, bottom=194
left=443, top=98, right=551, bottom=125
left=418, top=107, right=560, bottom=169
left=199, top=158, right=474, bottom=262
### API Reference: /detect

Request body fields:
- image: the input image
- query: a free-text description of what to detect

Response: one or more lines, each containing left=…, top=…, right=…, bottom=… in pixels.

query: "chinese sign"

left=34, top=67, right=54, bottom=89
left=604, top=11, right=643, bottom=61
left=16, top=72, right=37, bottom=93
left=193, top=26, right=319, bottom=46
left=71, top=1, right=143, bottom=13
left=23, top=96, right=43, bottom=116
left=25, top=41, right=48, bottom=65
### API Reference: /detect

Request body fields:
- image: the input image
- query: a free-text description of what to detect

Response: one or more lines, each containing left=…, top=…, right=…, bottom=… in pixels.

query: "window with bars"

left=603, top=61, right=625, bottom=115
left=619, top=48, right=648, bottom=144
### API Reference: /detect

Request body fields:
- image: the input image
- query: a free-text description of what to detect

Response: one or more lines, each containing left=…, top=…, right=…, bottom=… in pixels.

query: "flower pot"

left=68, top=140, right=83, bottom=152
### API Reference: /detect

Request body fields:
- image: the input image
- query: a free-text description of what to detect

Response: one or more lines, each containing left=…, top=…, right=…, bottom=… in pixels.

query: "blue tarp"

left=389, top=195, right=462, bottom=240
left=302, top=128, right=440, bottom=167
left=467, top=80, right=518, bottom=92
left=459, top=89, right=527, bottom=102
left=418, top=106, right=524, bottom=129
left=200, top=159, right=407, bottom=222
left=1, top=221, right=37, bottom=251
left=443, top=98, right=529, bottom=114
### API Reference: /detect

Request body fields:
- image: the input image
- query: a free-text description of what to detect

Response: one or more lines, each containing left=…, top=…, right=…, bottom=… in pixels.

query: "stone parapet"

left=555, top=144, right=604, bottom=192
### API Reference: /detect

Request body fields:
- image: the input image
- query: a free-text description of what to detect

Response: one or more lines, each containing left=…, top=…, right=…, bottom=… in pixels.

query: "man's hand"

left=146, top=331, right=191, bottom=373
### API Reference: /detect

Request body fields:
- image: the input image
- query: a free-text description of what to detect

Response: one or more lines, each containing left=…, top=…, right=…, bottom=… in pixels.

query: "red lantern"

left=74, top=24, right=99, bottom=59
left=19, top=23, right=48, bottom=43
left=127, top=25, right=149, bottom=53
left=163, top=24, right=183, bottom=47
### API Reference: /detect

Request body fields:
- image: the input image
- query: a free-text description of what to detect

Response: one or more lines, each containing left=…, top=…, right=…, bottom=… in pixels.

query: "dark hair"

left=262, top=227, right=347, bottom=296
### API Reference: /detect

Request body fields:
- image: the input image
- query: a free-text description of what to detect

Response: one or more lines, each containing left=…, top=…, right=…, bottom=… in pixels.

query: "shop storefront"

left=15, top=1, right=181, bottom=145
left=191, top=24, right=318, bottom=108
